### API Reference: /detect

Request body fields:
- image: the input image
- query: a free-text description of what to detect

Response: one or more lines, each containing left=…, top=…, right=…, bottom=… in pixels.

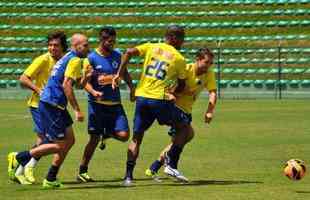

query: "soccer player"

left=14, top=31, right=67, bottom=185
left=112, top=25, right=190, bottom=186
left=7, top=33, right=91, bottom=189
left=77, top=27, right=135, bottom=182
left=145, top=48, right=217, bottom=181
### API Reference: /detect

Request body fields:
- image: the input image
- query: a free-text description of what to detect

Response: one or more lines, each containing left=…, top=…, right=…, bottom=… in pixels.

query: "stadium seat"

left=219, top=80, right=230, bottom=88
left=241, top=80, right=252, bottom=87
left=289, top=80, right=301, bottom=88
left=229, top=80, right=242, bottom=87
left=301, top=80, right=310, bottom=87
left=0, top=79, right=8, bottom=88
left=253, top=80, right=264, bottom=88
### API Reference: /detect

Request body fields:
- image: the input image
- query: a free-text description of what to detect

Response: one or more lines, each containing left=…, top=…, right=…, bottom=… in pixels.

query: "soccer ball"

left=283, top=159, right=306, bottom=181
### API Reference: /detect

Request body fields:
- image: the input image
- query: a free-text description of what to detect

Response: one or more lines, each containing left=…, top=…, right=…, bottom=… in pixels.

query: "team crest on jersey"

left=95, top=65, right=103, bottom=69
left=112, top=61, right=119, bottom=69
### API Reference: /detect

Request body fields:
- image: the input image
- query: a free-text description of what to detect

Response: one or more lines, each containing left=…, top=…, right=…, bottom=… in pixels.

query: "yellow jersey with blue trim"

left=175, top=63, right=217, bottom=114
left=23, top=52, right=56, bottom=108
left=40, top=51, right=83, bottom=109
left=134, top=42, right=186, bottom=100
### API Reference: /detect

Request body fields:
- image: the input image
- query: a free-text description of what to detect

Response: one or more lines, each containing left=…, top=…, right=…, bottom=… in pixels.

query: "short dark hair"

left=47, top=30, right=68, bottom=52
left=196, top=47, right=214, bottom=60
left=99, top=26, right=116, bottom=41
left=165, top=25, right=185, bottom=41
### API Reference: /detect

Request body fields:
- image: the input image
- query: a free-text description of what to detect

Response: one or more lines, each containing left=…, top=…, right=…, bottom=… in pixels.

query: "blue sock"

left=79, top=165, right=88, bottom=174
left=150, top=160, right=163, bottom=173
left=46, top=165, right=59, bottom=181
left=167, top=144, right=183, bottom=169
left=125, top=161, right=135, bottom=179
left=16, top=151, right=32, bottom=166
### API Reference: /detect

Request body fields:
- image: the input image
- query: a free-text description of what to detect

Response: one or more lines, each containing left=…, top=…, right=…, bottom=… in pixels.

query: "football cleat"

left=77, top=173, right=94, bottom=183
left=15, top=175, right=32, bottom=185
left=145, top=169, right=162, bottom=182
left=42, top=179, right=63, bottom=189
left=7, top=152, right=18, bottom=180
left=164, top=165, right=189, bottom=183
left=24, top=167, right=35, bottom=183
left=123, top=177, right=133, bottom=187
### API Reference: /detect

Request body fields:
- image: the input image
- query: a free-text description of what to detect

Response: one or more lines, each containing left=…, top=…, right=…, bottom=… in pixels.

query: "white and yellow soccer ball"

left=284, top=159, right=306, bottom=181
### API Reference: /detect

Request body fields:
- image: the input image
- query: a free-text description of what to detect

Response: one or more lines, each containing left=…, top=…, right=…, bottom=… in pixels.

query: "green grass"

left=0, top=98, right=310, bottom=200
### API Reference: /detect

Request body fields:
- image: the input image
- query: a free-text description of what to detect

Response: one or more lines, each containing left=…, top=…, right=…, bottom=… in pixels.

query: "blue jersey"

left=85, top=49, right=121, bottom=104
left=40, top=51, right=83, bottom=109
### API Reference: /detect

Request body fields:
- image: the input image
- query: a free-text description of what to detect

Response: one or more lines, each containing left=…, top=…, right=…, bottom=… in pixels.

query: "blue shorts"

left=168, top=106, right=192, bottom=137
left=29, top=107, right=44, bottom=135
left=88, top=101, right=129, bottom=136
left=39, top=101, right=73, bottom=142
left=133, top=96, right=186, bottom=134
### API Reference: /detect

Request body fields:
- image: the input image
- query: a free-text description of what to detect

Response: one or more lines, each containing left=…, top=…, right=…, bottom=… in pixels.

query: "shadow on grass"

left=296, top=191, right=310, bottom=194
left=60, top=178, right=262, bottom=190
left=62, top=177, right=169, bottom=185
left=164, top=179, right=264, bottom=187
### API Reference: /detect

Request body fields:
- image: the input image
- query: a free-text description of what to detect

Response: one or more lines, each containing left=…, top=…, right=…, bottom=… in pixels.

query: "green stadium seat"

left=222, top=68, right=234, bottom=73
left=229, top=80, right=242, bottom=87
left=244, top=68, right=257, bottom=74
left=241, top=80, right=252, bottom=87
left=293, top=68, right=306, bottom=73
left=289, top=80, right=300, bottom=88
left=257, top=68, right=270, bottom=74
left=13, top=68, right=24, bottom=75
left=2, top=68, right=14, bottom=75
left=219, top=80, right=230, bottom=88
left=265, top=79, right=276, bottom=89
left=301, top=80, right=310, bottom=87
left=8, top=80, right=18, bottom=87
left=0, top=79, right=8, bottom=88
left=254, top=80, right=264, bottom=88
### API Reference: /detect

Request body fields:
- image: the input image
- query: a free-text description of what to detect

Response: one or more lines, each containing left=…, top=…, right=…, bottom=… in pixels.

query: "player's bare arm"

left=205, top=89, right=217, bottom=124
left=19, top=74, right=42, bottom=95
left=63, top=77, right=84, bottom=122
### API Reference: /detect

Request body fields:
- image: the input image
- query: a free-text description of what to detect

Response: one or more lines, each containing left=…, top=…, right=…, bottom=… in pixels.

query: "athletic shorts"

left=88, top=101, right=129, bottom=136
left=168, top=106, right=192, bottom=137
left=39, top=101, right=73, bottom=142
left=29, top=107, right=44, bottom=135
left=133, top=96, right=186, bottom=135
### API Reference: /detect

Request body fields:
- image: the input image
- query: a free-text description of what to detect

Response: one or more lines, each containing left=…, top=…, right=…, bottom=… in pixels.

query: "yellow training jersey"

left=135, top=42, right=186, bottom=100
left=23, top=52, right=56, bottom=108
left=175, top=63, right=217, bottom=114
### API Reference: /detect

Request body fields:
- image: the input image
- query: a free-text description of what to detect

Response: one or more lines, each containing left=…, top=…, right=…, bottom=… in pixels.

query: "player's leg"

left=123, top=97, right=154, bottom=186
left=43, top=125, right=75, bottom=189
left=77, top=101, right=101, bottom=182
left=77, top=134, right=99, bottom=182
left=110, top=104, right=130, bottom=142
left=22, top=107, right=46, bottom=183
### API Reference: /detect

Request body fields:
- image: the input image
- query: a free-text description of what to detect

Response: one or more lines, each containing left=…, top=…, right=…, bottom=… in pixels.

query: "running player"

left=112, top=25, right=190, bottom=186
left=77, top=27, right=135, bottom=182
left=8, top=33, right=91, bottom=189
left=145, top=48, right=217, bottom=181
left=15, top=31, right=67, bottom=184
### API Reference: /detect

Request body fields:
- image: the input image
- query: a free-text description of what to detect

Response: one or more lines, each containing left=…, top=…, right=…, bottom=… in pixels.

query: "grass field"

left=0, top=98, right=310, bottom=200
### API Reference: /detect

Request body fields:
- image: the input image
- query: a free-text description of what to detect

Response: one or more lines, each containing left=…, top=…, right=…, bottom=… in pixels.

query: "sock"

left=125, top=161, right=136, bottom=179
left=15, top=165, right=24, bottom=176
left=16, top=151, right=32, bottom=167
left=166, top=144, right=183, bottom=169
left=46, top=165, right=59, bottom=182
left=25, top=157, right=39, bottom=168
left=150, top=160, right=163, bottom=173
left=79, top=165, right=88, bottom=174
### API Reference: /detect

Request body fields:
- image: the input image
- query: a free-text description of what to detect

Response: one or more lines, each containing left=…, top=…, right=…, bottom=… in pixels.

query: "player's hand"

left=83, top=65, right=93, bottom=81
left=205, top=112, right=213, bottom=124
left=129, top=87, right=136, bottom=102
left=92, top=90, right=103, bottom=101
left=111, top=74, right=120, bottom=90
left=75, top=110, right=84, bottom=122
left=166, top=93, right=176, bottom=102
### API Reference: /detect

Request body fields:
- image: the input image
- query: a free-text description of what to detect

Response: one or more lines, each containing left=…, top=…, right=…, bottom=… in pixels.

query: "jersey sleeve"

left=135, top=42, right=151, bottom=57
left=23, top=55, right=46, bottom=78
left=64, top=57, right=83, bottom=81
left=205, top=70, right=217, bottom=91
left=176, top=58, right=187, bottom=80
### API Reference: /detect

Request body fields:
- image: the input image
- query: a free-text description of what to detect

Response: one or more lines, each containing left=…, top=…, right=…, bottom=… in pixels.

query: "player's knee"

left=116, top=131, right=130, bottom=142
